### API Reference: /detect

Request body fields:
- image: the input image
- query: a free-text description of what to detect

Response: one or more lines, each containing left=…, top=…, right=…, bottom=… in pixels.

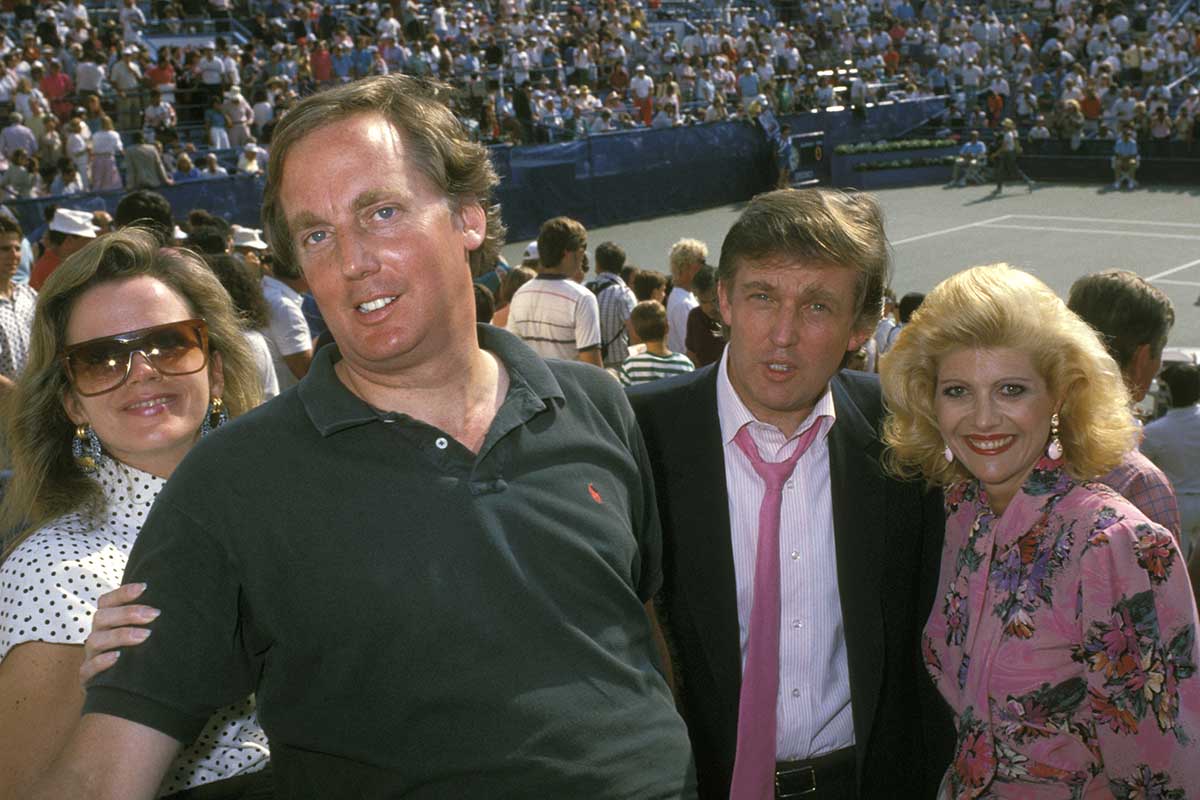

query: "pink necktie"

left=729, top=421, right=825, bottom=800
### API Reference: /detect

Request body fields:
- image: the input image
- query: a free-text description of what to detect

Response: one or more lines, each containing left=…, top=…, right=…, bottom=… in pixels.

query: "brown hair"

left=497, top=265, right=536, bottom=306
left=0, top=229, right=262, bottom=556
left=632, top=269, right=667, bottom=301
left=262, top=75, right=506, bottom=279
left=631, top=299, right=668, bottom=342
left=536, top=216, right=587, bottom=270
left=717, top=188, right=890, bottom=332
left=1067, top=269, right=1175, bottom=369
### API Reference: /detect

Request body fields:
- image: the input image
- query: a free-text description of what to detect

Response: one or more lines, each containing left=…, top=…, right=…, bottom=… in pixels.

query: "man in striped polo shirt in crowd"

left=619, top=300, right=694, bottom=385
left=506, top=216, right=603, bottom=367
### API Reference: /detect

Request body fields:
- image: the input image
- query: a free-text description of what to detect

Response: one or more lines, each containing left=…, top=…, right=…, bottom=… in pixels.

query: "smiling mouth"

left=126, top=396, right=171, bottom=411
left=357, top=296, right=398, bottom=314
left=965, top=435, right=1014, bottom=455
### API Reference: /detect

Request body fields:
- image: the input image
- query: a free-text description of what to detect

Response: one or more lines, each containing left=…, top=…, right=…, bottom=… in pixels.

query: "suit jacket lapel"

left=669, top=367, right=743, bottom=698
left=829, top=375, right=886, bottom=777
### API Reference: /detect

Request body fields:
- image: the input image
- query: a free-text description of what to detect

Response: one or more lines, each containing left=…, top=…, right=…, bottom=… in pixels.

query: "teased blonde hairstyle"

left=668, top=238, right=708, bottom=279
left=0, top=229, right=261, bottom=557
left=880, top=263, right=1135, bottom=487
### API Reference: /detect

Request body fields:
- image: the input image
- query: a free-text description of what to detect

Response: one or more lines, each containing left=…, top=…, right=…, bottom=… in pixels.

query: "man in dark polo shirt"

left=32, top=75, right=695, bottom=799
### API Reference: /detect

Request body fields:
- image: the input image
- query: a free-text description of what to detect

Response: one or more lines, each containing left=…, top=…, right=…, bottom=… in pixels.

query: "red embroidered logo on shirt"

left=588, top=483, right=603, bottom=504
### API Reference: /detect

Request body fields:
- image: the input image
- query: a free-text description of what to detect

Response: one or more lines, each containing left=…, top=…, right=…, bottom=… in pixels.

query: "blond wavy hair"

left=668, top=238, right=708, bottom=279
left=0, top=229, right=261, bottom=557
left=880, top=264, right=1136, bottom=487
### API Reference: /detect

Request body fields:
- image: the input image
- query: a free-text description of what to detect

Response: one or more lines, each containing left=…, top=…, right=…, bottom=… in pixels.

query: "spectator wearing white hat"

left=237, top=142, right=261, bottom=175
left=197, top=43, right=226, bottom=104
left=520, top=240, right=539, bottom=267
left=231, top=224, right=267, bottom=273
left=29, top=208, right=98, bottom=290
left=630, top=64, right=654, bottom=124
left=109, top=47, right=143, bottom=131
left=222, top=86, right=254, bottom=148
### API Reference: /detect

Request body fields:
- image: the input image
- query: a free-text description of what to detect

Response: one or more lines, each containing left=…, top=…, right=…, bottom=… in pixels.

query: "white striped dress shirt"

left=715, top=349, right=856, bottom=760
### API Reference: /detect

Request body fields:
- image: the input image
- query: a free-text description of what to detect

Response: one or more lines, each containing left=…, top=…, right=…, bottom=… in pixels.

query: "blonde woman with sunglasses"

left=0, top=228, right=270, bottom=799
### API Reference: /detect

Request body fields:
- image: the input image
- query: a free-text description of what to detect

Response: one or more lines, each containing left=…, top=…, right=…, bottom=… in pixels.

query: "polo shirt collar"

left=298, top=324, right=564, bottom=436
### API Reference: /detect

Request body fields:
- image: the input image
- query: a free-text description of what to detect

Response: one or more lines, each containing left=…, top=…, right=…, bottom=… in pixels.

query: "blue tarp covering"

left=6, top=176, right=267, bottom=239
left=5, top=98, right=948, bottom=243
left=493, top=120, right=773, bottom=241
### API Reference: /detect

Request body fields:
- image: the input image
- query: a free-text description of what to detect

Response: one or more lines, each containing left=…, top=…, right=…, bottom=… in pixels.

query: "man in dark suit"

left=629, top=188, right=952, bottom=800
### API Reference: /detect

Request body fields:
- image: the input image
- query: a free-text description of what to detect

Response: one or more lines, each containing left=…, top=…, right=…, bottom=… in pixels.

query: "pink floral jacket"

left=925, top=457, right=1200, bottom=799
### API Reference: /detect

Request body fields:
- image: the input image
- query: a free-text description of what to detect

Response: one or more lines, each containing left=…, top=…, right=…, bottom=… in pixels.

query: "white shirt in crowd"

left=261, top=274, right=311, bottom=391
left=243, top=327, right=280, bottom=400
left=1141, top=404, right=1200, bottom=556
left=505, top=274, right=601, bottom=361
left=665, top=285, right=697, bottom=356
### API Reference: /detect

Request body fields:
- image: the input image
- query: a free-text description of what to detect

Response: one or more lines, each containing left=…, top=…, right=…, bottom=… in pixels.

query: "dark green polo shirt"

left=85, top=325, right=696, bottom=799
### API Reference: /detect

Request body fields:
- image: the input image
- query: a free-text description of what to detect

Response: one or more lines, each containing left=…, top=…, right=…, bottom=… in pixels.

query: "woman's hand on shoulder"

left=80, top=583, right=160, bottom=685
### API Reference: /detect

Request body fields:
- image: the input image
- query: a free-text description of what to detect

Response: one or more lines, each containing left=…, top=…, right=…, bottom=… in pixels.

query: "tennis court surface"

left=501, top=182, right=1200, bottom=349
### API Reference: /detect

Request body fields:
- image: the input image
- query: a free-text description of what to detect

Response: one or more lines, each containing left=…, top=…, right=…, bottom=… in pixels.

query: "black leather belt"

left=775, top=746, right=856, bottom=799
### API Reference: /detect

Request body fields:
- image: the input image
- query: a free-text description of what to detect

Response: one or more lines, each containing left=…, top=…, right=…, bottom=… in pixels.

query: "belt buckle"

left=775, top=763, right=817, bottom=798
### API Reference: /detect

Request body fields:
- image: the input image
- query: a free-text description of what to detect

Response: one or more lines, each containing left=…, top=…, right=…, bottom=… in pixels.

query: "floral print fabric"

left=925, top=457, right=1200, bottom=799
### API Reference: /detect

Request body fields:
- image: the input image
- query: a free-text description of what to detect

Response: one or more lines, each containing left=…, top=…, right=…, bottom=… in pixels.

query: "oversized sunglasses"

left=62, top=319, right=210, bottom=397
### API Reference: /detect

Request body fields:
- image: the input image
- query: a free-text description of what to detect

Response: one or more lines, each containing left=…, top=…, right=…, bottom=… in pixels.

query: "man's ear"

left=847, top=324, right=872, bottom=355
left=1128, top=342, right=1157, bottom=399
left=458, top=202, right=487, bottom=252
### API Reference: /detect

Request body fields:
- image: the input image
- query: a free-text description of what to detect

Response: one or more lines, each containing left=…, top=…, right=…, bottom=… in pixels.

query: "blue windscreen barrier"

left=778, top=97, right=946, bottom=144
left=494, top=120, right=773, bottom=241
left=6, top=176, right=267, bottom=239
left=5, top=99, right=949, bottom=244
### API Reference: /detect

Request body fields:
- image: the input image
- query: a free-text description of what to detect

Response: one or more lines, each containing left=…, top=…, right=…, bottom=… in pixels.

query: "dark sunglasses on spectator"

left=62, top=319, right=211, bottom=397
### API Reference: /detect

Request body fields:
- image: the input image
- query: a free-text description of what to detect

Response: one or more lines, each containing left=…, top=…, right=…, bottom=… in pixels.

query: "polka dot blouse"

left=0, top=459, right=270, bottom=796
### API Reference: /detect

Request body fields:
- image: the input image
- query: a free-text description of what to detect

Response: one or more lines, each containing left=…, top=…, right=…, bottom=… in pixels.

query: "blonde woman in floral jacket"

left=881, top=263, right=1200, bottom=799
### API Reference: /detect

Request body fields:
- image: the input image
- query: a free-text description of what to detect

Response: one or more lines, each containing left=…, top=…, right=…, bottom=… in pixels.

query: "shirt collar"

left=299, top=324, right=565, bottom=436
left=593, top=271, right=625, bottom=287
left=715, top=345, right=836, bottom=447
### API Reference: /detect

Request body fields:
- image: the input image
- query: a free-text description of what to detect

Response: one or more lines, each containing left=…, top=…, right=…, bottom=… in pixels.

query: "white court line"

left=1005, top=214, right=1200, bottom=229
left=1148, top=258, right=1200, bottom=281
left=1153, top=279, right=1200, bottom=288
left=892, top=215, right=1012, bottom=246
left=978, top=223, right=1200, bottom=242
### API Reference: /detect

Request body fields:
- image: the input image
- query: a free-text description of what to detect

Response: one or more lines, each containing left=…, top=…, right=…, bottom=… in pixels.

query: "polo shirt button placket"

left=435, top=437, right=449, bottom=450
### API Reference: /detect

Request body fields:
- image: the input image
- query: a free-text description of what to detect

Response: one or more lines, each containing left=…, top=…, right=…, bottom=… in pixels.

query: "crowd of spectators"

left=0, top=0, right=1192, bottom=201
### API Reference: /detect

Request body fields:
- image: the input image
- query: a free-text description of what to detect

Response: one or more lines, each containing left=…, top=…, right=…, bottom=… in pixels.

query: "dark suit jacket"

left=629, top=365, right=953, bottom=800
